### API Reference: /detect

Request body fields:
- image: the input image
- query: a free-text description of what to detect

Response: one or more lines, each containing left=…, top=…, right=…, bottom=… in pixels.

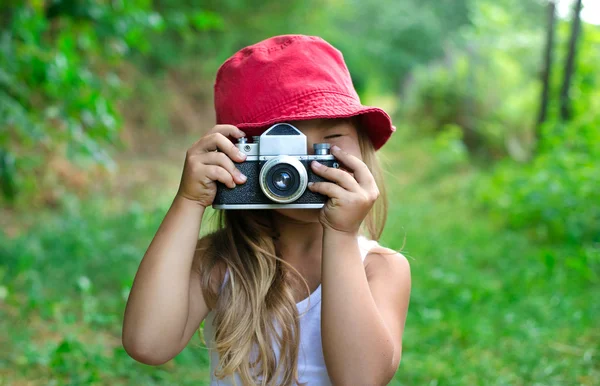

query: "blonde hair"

left=196, top=118, right=388, bottom=385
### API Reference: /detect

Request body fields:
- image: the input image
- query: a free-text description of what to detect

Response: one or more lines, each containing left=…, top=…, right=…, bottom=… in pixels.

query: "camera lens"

left=266, top=164, right=300, bottom=197
left=274, top=171, right=292, bottom=190
left=260, top=156, right=307, bottom=203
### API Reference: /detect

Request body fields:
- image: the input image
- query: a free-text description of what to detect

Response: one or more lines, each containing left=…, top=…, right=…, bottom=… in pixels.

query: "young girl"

left=122, top=35, right=411, bottom=386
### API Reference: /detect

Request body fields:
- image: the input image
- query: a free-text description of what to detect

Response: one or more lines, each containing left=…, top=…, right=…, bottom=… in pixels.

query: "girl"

left=122, top=35, right=411, bottom=386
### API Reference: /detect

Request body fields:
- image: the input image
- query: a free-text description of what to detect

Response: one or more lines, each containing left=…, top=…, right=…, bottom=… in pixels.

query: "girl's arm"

left=320, top=231, right=410, bottom=385
left=122, top=196, right=210, bottom=365
left=308, top=146, right=411, bottom=385
left=122, top=125, right=247, bottom=365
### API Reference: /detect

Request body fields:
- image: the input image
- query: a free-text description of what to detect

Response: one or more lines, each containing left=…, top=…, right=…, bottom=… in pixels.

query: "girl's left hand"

left=307, top=145, right=379, bottom=235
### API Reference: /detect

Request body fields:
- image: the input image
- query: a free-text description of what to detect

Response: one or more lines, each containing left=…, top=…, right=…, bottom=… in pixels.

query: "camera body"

left=213, top=123, right=339, bottom=209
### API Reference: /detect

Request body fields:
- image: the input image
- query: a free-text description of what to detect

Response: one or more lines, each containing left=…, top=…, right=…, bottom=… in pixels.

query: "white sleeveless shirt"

left=202, top=235, right=380, bottom=386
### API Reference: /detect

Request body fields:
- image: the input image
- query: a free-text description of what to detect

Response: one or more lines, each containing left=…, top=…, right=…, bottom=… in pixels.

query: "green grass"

left=0, top=132, right=598, bottom=385
left=382, top=134, right=599, bottom=385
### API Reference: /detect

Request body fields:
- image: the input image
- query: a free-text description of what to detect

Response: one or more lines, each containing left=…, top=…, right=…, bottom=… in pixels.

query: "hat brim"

left=233, top=92, right=395, bottom=150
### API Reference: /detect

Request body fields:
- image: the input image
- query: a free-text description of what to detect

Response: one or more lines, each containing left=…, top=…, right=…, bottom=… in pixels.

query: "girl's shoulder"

left=359, top=236, right=409, bottom=273
left=358, top=235, right=398, bottom=256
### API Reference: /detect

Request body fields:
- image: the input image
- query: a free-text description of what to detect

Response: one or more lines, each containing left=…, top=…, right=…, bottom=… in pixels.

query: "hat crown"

left=214, top=35, right=360, bottom=125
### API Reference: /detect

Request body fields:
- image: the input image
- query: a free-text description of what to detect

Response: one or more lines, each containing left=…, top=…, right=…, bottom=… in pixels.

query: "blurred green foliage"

left=476, top=21, right=600, bottom=245
left=1, top=0, right=599, bottom=384
left=400, top=0, right=545, bottom=158
left=396, top=1, right=600, bottom=246
left=324, top=0, right=470, bottom=94
left=477, top=109, right=600, bottom=245
left=1, top=1, right=157, bottom=203
left=0, top=0, right=221, bottom=207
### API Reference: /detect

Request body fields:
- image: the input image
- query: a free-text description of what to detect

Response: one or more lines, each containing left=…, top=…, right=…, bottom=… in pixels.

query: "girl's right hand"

left=176, top=124, right=248, bottom=208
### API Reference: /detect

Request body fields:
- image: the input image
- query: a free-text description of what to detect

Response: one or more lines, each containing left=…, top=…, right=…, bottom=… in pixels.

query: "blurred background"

left=0, top=0, right=598, bottom=384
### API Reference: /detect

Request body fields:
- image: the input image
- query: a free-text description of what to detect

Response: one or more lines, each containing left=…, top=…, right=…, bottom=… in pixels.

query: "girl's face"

left=273, top=118, right=362, bottom=224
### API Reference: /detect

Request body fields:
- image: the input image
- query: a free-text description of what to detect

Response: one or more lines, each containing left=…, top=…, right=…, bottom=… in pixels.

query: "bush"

left=0, top=2, right=227, bottom=208
left=400, top=46, right=540, bottom=161
left=476, top=116, right=600, bottom=244
left=0, top=2, right=165, bottom=206
left=475, top=21, right=600, bottom=245
left=399, top=1, right=551, bottom=160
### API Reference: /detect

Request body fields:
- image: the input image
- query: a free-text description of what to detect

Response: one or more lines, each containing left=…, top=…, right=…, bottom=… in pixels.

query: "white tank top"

left=202, top=235, right=381, bottom=385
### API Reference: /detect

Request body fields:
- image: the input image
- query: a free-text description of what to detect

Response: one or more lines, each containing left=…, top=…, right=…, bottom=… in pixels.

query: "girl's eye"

left=324, top=134, right=343, bottom=139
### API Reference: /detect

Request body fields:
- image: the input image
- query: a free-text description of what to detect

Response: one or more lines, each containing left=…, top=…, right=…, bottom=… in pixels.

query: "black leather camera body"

left=213, top=123, right=339, bottom=209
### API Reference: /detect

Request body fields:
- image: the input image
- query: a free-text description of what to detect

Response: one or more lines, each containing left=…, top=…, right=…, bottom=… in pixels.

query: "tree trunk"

left=536, top=0, right=556, bottom=134
left=560, top=0, right=583, bottom=121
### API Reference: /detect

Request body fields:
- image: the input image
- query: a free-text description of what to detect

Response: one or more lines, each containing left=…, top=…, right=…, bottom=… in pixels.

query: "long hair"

left=195, top=119, right=388, bottom=385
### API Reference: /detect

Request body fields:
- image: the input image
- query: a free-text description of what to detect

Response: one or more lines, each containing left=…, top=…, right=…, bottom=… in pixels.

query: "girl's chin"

left=273, top=208, right=320, bottom=223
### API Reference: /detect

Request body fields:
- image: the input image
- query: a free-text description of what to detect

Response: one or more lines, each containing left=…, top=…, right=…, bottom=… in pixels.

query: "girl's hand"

left=307, top=145, right=379, bottom=235
left=176, top=125, right=248, bottom=208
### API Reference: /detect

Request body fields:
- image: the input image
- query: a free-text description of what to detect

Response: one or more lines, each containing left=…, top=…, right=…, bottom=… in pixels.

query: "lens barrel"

left=259, top=156, right=307, bottom=203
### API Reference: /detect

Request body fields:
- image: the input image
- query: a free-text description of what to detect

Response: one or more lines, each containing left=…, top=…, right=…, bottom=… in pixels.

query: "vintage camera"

left=213, top=123, right=339, bottom=209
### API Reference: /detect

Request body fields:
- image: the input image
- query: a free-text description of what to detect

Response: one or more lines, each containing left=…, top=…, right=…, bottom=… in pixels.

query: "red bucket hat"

left=214, top=35, right=395, bottom=150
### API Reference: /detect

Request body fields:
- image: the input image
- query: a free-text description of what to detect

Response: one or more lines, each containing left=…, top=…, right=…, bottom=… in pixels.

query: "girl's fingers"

left=196, top=152, right=247, bottom=185
left=330, top=146, right=377, bottom=191
left=207, top=124, right=246, bottom=139
left=190, top=132, right=247, bottom=163
left=308, top=181, right=346, bottom=198
left=311, top=161, right=360, bottom=192
left=205, top=165, right=236, bottom=189
left=189, top=125, right=244, bottom=150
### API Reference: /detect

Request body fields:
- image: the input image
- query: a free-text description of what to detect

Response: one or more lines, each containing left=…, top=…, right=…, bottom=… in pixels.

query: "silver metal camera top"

left=313, top=143, right=331, bottom=155
left=236, top=136, right=258, bottom=156
left=259, top=123, right=306, bottom=156
left=235, top=124, right=336, bottom=158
